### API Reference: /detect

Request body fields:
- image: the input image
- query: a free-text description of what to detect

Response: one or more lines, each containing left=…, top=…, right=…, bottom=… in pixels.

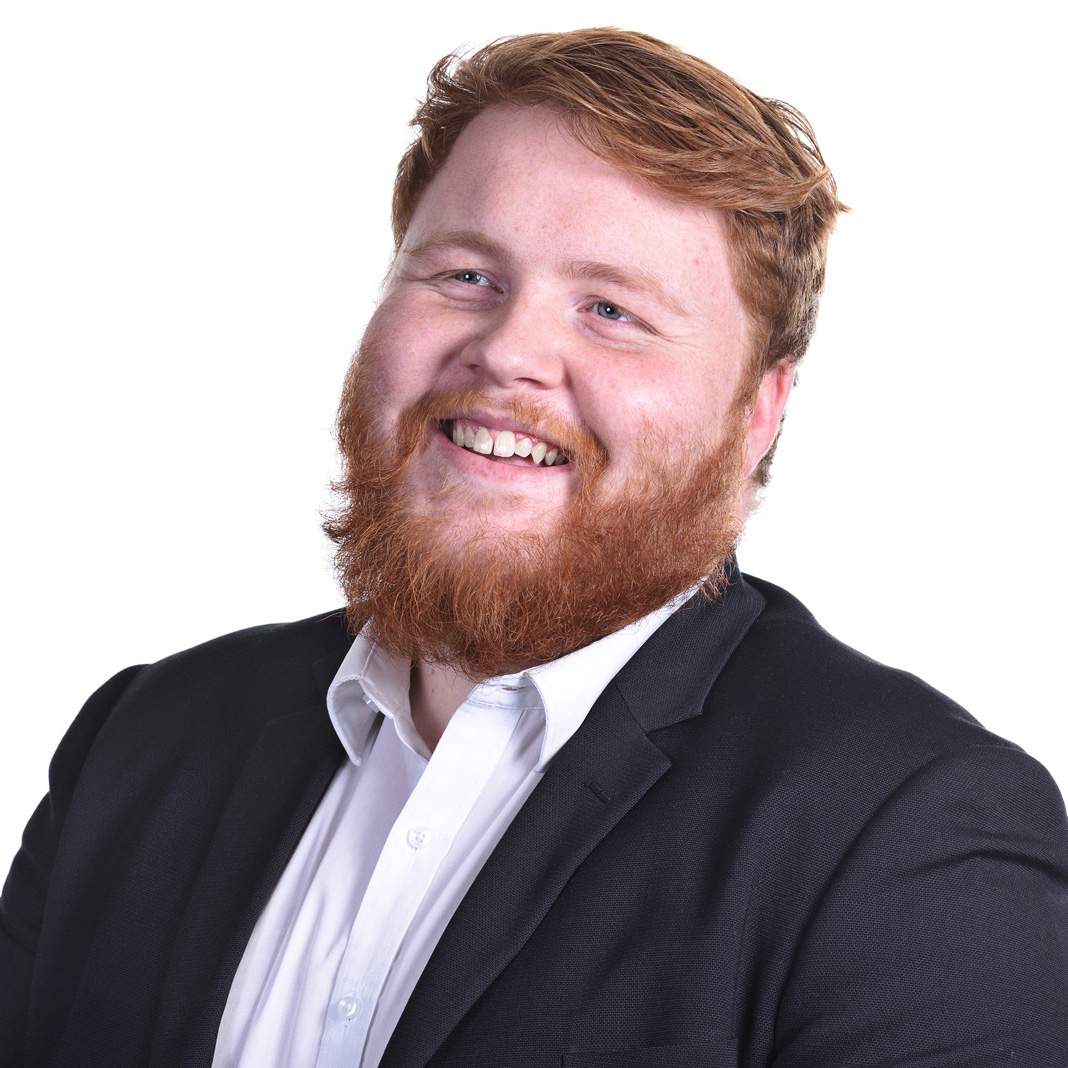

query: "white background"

left=2, top=1, right=1065, bottom=868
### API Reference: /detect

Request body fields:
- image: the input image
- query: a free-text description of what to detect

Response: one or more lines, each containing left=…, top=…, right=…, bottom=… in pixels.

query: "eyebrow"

left=402, top=229, right=513, bottom=264
left=565, top=260, right=689, bottom=318
left=402, top=228, right=690, bottom=318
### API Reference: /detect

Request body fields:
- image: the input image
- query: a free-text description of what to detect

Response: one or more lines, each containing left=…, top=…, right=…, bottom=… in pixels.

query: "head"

left=326, top=30, right=843, bottom=676
left=392, top=28, right=846, bottom=487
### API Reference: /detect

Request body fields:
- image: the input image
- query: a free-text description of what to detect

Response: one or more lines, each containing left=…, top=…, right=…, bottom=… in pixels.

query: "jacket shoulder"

left=60, top=609, right=353, bottom=802
left=115, top=608, right=352, bottom=718
left=685, top=573, right=1062, bottom=836
left=723, top=578, right=1068, bottom=1064
left=735, top=573, right=995, bottom=755
left=136, top=607, right=352, bottom=683
left=1, top=611, right=353, bottom=1066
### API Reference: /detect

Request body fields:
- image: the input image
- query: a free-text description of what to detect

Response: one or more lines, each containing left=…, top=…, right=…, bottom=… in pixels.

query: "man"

left=2, top=27, right=1066, bottom=1068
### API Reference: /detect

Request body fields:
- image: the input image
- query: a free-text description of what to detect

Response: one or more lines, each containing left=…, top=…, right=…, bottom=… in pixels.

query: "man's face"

left=361, top=105, right=758, bottom=537
left=331, top=105, right=788, bottom=676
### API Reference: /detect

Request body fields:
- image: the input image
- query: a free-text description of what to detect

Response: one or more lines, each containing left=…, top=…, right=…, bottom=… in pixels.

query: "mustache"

left=395, top=384, right=610, bottom=480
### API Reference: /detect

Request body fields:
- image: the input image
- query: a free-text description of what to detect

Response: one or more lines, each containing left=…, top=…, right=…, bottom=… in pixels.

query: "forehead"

left=402, top=105, right=736, bottom=293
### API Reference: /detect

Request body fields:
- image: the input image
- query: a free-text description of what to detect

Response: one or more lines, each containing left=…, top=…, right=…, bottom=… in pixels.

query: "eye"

left=451, top=270, right=494, bottom=287
left=594, top=300, right=630, bottom=322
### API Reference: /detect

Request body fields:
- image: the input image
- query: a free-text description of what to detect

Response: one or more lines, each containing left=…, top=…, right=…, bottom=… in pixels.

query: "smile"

left=444, top=419, right=570, bottom=467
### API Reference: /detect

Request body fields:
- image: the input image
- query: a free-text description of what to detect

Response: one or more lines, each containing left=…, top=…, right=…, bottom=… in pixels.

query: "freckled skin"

left=363, top=106, right=790, bottom=539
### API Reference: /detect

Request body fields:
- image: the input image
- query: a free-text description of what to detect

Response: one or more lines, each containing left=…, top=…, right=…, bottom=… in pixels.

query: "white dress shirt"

left=212, top=590, right=693, bottom=1068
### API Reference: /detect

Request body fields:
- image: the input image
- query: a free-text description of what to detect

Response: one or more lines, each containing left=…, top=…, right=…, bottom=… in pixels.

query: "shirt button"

left=407, top=826, right=431, bottom=850
left=337, top=994, right=361, bottom=1019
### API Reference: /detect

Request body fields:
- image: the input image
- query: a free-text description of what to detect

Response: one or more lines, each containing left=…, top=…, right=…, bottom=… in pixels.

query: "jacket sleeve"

left=0, top=666, right=143, bottom=1067
left=773, top=743, right=1068, bottom=1067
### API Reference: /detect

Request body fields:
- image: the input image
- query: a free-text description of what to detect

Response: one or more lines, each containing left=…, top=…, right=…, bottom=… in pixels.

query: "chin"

left=406, top=467, right=571, bottom=529
left=422, top=497, right=567, bottom=551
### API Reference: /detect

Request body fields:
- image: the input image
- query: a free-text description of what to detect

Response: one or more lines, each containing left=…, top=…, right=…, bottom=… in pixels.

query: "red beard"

left=324, top=349, right=749, bottom=680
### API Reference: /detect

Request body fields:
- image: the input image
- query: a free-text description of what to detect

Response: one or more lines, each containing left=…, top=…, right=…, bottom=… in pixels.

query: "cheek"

left=577, top=360, right=733, bottom=461
left=359, top=300, right=458, bottom=408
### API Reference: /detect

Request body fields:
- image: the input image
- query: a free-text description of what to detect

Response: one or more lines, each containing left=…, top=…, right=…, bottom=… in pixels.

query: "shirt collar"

left=326, top=636, right=413, bottom=766
left=524, top=583, right=698, bottom=768
left=326, top=584, right=698, bottom=772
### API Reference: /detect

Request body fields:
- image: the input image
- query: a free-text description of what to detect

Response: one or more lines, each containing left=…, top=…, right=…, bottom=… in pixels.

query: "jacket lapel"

left=151, top=650, right=348, bottom=1068
left=383, top=571, right=765, bottom=1068
left=381, top=683, right=671, bottom=1068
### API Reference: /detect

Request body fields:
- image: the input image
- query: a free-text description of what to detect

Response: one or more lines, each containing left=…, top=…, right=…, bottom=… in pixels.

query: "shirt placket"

left=313, top=688, right=529, bottom=1068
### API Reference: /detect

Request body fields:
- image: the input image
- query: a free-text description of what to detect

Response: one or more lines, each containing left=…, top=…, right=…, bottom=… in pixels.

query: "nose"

left=459, top=297, right=566, bottom=390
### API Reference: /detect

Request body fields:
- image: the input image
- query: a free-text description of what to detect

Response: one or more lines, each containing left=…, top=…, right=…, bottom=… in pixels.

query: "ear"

left=744, top=360, right=795, bottom=479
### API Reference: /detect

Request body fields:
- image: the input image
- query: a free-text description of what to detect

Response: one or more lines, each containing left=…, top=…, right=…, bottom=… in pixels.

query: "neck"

left=408, top=661, right=477, bottom=752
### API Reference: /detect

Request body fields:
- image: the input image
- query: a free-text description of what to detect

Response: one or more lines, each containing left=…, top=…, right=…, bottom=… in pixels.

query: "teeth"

left=449, top=421, right=566, bottom=467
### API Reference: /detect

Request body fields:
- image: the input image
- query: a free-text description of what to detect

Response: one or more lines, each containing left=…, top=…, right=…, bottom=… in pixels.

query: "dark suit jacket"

left=3, top=573, right=1067, bottom=1067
